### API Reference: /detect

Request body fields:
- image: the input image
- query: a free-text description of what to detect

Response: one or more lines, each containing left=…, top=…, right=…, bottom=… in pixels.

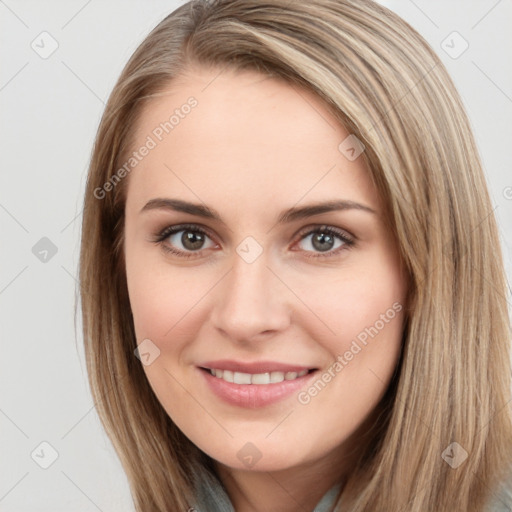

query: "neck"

left=215, top=455, right=344, bottom=512
left=212, top=402, right=387, bottom=512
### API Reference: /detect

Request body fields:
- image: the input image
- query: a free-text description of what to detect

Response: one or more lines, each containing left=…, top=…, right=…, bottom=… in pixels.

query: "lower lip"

left=198, top=367, right=317, bottom=408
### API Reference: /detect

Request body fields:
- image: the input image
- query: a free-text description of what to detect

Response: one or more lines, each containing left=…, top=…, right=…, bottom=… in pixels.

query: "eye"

left=152, top=223, right=217, bottom=259
left=151, top=223, right=355, bottom=260
left=293, top=225, right=355, bottom=258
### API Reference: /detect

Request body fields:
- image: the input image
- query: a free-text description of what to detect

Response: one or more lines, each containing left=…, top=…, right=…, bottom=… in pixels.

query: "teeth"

left=233, top=371, right=252, bottom=384
left=223, top=370, right=234, bottom=383
left=270, top=371, right=285, bottom=383
left=208, top=368, right=310, bottom=385
left=251, top=372, right=270, bottom=384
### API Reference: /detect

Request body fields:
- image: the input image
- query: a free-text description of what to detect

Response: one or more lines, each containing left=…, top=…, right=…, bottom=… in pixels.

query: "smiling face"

left=123, top=65, right=407, bottom=475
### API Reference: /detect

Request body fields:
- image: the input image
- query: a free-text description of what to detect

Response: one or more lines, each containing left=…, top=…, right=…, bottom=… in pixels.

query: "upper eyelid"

left=157, top=223, right=218, bottom=243
left=296, top=224, right=353, bottom=239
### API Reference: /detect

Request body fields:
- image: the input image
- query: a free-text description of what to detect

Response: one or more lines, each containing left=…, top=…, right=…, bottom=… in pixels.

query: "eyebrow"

left=140, top=198, right=376, bottom=223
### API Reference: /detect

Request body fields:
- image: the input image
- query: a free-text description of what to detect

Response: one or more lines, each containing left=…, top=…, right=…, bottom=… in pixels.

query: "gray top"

left=489, top=479, right=512, bottom=511
left=191, top=465, right=512, bottom=511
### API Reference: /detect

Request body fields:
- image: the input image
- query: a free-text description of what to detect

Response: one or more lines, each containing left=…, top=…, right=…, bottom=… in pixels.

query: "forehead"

left=125, top=66, right=379, bottom=216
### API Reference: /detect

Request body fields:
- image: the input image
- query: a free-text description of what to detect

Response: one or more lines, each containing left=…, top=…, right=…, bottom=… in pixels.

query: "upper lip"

left=199, top=360, right=316, bottom=374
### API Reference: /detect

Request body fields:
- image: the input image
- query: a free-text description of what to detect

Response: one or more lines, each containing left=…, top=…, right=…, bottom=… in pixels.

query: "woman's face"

left=123, top=66, right=407, bottom=473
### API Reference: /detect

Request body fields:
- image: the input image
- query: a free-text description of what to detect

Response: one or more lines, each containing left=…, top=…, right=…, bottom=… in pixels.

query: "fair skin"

left=123, top=65, right=407, bottom=512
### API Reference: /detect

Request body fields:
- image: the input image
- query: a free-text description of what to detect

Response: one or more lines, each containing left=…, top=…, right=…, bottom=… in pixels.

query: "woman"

left=79, top=0, right=512, bottom=510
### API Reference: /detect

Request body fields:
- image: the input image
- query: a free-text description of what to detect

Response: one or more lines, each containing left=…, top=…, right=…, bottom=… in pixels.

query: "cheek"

left=125, top=235, right=196, bottom=341
left=339, top=290, right=404, bottom=386
left=295, top=256, right=406, bottom=409
left=125, top=259, right=205, bottom=417
left=300, top=262, right=405, bottom=349
left=126, top=263, right=171, bottom=342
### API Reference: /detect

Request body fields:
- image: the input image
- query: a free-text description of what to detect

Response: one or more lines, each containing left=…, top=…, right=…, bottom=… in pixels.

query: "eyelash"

left=151, top=223, right=355, bottom=260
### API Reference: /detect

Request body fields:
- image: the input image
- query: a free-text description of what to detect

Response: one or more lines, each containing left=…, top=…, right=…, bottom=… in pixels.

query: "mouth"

left=197, top=362, right=319, bottom=408
left=199, top=367, right=316, bottom=385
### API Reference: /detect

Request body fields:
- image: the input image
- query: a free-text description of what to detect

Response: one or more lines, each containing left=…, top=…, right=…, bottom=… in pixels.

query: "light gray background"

left=1, top=1, right=511, bottom=510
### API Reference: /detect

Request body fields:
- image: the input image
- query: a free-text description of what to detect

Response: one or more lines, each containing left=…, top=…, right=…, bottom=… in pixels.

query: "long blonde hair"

left=78, top=0, right=512, bottom=510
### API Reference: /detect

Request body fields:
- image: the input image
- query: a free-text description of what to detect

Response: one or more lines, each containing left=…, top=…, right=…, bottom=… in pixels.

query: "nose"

left=210, top=250, right=291, bottom=344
